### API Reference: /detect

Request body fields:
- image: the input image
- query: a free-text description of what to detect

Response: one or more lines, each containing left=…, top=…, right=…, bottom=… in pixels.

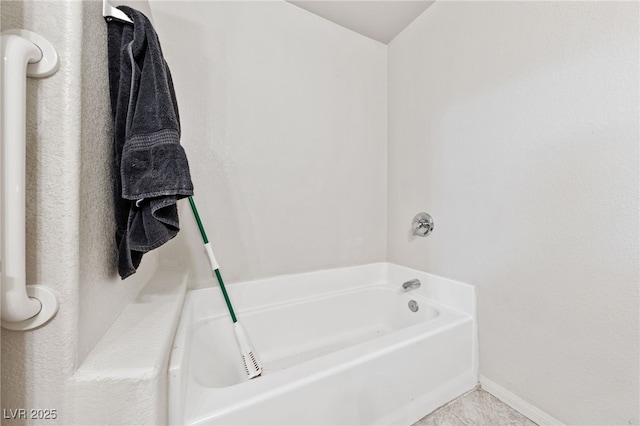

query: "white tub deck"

left=169, top=263, right=478, bottom=425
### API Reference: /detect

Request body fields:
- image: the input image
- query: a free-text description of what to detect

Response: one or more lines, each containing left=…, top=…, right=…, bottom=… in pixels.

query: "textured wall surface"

left=387, top=2, right=639, bottom=424
left=149, top=0, right=388, bottom=287
left=75, top=0, right=160, bottom=368
left=1, top=1, right=163, bottom=423
left=2, top=2, right=87, bottom=420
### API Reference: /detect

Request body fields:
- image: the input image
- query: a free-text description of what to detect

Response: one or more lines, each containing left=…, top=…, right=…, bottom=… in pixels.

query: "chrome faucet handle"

left=412, top=212, right=434, bottom=237
left=402, top=279, right=421, bottom=290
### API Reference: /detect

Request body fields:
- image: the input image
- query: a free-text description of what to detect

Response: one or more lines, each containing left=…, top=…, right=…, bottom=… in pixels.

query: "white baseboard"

left=479, top=375, right=565, bottom=426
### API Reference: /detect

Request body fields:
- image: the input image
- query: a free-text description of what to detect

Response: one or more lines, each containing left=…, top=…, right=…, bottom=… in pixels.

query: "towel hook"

left=103, top=0, right=133, bottom=24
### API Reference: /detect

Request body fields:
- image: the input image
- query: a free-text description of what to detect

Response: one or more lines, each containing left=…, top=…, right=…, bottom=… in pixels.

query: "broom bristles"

left=234, top=322, right=262, bottom=379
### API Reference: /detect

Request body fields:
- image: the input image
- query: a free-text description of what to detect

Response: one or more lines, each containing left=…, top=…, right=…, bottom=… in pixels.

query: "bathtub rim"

left=182, top=262, right=475, bottom=317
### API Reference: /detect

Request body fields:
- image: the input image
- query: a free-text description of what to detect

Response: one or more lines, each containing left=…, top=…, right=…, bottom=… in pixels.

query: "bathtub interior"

left=190, top=285, right=440, bottom=388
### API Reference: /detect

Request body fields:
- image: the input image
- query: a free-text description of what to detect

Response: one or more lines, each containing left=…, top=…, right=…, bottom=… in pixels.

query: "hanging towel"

left=107, top=6, right=193, bottom=279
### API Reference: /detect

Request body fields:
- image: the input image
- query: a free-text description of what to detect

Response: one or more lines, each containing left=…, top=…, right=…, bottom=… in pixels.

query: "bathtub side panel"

left=190, top=320, right=476, bottom=426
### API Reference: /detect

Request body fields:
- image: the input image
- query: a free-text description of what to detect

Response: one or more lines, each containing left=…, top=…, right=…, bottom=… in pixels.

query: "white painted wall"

left=149, top=1, right=387, bottom=287
left=387, top=2, right=639, bottom=425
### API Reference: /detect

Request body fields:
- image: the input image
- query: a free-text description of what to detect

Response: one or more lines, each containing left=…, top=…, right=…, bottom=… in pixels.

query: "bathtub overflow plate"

left=408, top=300, right=419, bottom=312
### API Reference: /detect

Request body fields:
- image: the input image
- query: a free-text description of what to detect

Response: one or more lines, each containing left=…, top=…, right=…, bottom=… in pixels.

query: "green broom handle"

left=188, top=196, right=238, bottom=323
left=189, top=196, right=209, bottom=243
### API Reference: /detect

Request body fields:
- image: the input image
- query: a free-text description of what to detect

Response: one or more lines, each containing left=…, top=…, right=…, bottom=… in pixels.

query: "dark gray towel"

left=107, top=6, right=193, bottom=279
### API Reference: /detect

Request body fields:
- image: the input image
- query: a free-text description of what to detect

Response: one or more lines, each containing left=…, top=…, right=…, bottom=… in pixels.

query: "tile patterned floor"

left=412, top=387, right=538, bottom=426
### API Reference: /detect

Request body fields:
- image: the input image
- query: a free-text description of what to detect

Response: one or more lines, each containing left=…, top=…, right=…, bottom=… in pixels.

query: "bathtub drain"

left=408, top=300, right=419, bottom=312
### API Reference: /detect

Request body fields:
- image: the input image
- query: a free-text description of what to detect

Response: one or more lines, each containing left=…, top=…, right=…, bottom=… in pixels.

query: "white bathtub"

left=168, top=263, right=478, bottom=425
